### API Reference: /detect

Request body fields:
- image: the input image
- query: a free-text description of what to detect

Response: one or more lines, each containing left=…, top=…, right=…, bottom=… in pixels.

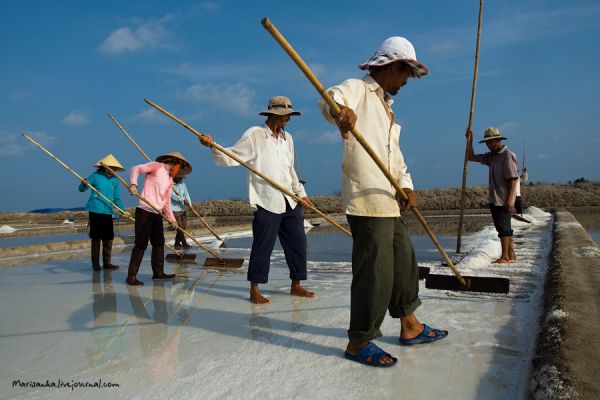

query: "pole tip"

left=144, top=98, right=151, bottom=105
left=261, top=17, right=271, bottom=27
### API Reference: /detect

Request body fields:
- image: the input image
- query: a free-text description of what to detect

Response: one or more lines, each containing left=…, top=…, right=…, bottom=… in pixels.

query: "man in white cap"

left=198, top=96, right=315, bottom=304
left=319, top=37, right=447, bottom=367
left=466, top=127, right=519, bottom=263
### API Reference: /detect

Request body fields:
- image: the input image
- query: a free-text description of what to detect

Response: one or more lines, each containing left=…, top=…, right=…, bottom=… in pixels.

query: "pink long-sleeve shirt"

left=129, top=161, right=176, bottom=223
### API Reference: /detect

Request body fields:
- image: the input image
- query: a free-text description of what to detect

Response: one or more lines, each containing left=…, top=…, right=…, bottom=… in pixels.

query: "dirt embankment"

left=1, top=182, right=598, bottom=224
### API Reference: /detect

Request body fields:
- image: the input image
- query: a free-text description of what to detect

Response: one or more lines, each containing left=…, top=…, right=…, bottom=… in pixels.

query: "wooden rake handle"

left=101, top=163, right=222, bottom=260
left=457, top=0, right=484, bottom=254
left=21, top=133, right=134, bottom=223
left=144, top=98, right=353, bottom=238
left=261, top=17, right=467, bottom=287
left=107, top=113, right=224, bottom=242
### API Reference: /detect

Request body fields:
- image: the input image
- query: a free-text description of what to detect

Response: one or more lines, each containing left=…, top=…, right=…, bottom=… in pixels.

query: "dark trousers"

left=173, top=211, right=188, bottom=245
left=346, top=215, right=422, bottom=342
left=248, top=202, right=307, bottom=284
left=89, top=212, right=114, bottom=240
left=489, top=204, right=513, bottom=237
left=134, top=207, right=165, bottom=249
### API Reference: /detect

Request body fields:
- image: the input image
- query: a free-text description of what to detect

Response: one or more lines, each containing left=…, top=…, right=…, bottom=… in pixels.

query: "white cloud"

left=194, top=1, right=219, bottom=11
left=62, top=111, right=89, bottom=126
left=498, top=121, right=519, bottom=133
left=132, top=108, right=169, bottom=124
left=98, top=15, right=175, bottom=55
left=184, top=83, right=256, bottom=115
left=0, top=131, right=57, bottom=157
left=428, top=40, right=460, bottom=55
left=163, top=62, right=267, bottom=83
left=312, top=129, right=342, bottom=145
left=485, top=4, right=600, bottom=48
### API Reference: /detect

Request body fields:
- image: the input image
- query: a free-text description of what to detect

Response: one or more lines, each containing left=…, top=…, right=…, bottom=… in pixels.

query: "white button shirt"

left=212, top=124, right=307, bottom=214
left=319, top=74, right=413, bottom=217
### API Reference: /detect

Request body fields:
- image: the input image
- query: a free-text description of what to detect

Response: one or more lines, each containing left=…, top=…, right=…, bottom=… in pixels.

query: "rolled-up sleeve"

left=396, top=149, right=414, bottom=190
left=504, top=152, right=519, bottom=180
left=213, top=129, right=257, bottom=167
left=319, top=79, right=364, bottom=123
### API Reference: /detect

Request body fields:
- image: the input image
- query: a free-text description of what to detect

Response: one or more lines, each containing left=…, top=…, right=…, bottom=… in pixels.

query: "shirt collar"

left=262, top=123, right=286, bottom=140
left=363, top=74, right=394, bottom=106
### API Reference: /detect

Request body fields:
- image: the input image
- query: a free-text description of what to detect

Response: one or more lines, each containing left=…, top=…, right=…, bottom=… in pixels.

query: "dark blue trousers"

left=248, top=202, right=307, bottom=284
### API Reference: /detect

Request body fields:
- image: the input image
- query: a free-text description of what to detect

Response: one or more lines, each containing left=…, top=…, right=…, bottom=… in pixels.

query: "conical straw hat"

left=155, top=151, right=192, bottom=175
left=94, top=154, right=125, bottom=171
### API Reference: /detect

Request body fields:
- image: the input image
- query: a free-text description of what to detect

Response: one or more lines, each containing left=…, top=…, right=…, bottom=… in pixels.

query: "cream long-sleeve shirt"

left=212, top=124, right=307, bottom=214
left=319, top=74, right=413, bottom=217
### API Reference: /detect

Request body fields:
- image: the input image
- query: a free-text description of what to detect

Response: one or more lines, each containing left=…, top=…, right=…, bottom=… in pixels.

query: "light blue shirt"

left=79, top=171, right=125, bottom=216
left=170, top=181, right=192, bottom=212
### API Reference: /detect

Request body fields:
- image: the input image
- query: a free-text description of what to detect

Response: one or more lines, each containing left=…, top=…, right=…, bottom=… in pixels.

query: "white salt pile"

left=0, top=225, right=17, bottom=233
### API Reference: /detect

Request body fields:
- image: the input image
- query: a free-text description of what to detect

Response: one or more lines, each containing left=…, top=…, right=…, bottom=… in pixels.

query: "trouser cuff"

left=388, top=297, right=422, bottom=318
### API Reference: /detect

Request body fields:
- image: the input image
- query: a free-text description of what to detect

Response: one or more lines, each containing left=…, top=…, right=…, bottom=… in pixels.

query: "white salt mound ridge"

left=0, top=225, right=17, bottom=233
left=523, top=206, right=551, bottom=218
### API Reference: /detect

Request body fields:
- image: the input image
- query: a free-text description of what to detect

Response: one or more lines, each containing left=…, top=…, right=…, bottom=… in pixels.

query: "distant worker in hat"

left=198, top=96, right=316, bottom=304
left=79, top=154, right=129, bottom=271
left=466, top=127, right=519, bottom=263
left=319, top=36, right=448, bottom=367
left=125, top=152, right=192, bottom=286
left=170, top=175, right=193, bottom=249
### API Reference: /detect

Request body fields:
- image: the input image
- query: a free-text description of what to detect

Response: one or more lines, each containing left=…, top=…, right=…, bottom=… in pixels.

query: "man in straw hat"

left=79, top=154, right=130, bottom=271
left=198, top=96, right=316, bottom=304
left=125, top=152, right=192, bottom=286
left=319, top=36, right=447, bottom=367
left=466, top=127, right=519, bottom=263
left=170, top=174, right=193, bottom=249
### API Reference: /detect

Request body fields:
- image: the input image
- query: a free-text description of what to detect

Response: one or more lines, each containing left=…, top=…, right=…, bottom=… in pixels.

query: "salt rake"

left=107, top=113, right=227, bottom=247
left=102, top=164, right=243, bottom=268
left=144, top=99, right=433, bottom=280
left=21, top=133, right=194, bottom=263
left=261, top=17, right=510, bottom=294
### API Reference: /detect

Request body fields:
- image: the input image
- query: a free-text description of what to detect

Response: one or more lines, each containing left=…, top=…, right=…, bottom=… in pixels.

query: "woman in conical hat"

left=125, top=151, right=191, bottom=286
left=79, top=154, right=129, bottom=271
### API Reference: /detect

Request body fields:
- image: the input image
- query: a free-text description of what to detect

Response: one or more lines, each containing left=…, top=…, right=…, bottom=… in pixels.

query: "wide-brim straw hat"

left=155, top=152, right=192, bottom=176
left=259, top=96, right=301, bottom=116
left=479, top=127, right=508, bottom=143
left=94, top=154, right=124, bottom=171
left=359, top=36, right=429, bottom=79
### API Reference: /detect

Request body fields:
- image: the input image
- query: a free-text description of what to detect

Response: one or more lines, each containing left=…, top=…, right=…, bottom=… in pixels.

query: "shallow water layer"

left=0, top=210, right=552, bottom=400
left=226, top=229, right=456, bottom=263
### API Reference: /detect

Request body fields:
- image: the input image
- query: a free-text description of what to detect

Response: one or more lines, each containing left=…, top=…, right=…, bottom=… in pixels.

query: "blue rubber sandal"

left=399, top=324, right=448, bottom=346
left=344, top=342, right=398, bottom=367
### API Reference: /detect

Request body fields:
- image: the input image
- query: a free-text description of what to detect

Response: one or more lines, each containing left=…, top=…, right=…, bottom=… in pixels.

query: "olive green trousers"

left=346, top=215, right=422, bottom=342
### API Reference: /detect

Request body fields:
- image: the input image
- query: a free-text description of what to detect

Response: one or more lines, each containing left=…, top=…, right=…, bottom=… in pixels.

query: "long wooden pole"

left=144, top=98, right=353, bottom=238
left=22, top=133, right=133, bottom=222
left=456, top=0, right=484, bottom=254
left=21, top=133, right=186, bottom=257
left=107, top=113, right=225, bottom=243
left=261, top=18, right=468, bottom=287
left=101, top=163, right=223, bottom=260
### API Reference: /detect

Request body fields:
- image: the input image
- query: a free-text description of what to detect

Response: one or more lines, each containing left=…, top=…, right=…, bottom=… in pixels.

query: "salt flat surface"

left=0, top=209, right=552, bottom=400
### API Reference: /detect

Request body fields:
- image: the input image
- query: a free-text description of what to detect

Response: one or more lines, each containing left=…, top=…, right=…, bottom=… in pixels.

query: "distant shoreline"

left=1, top=182, right=598, bottom=221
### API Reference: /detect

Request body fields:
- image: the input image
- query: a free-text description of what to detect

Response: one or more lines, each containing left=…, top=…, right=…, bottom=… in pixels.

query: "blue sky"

left=1, top=0, right=599, bottom=211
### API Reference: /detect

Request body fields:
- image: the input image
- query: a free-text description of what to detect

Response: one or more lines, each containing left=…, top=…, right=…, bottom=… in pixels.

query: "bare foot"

left=346, top=341, right=395, bottom=366
left=493, top=257, right=511, bottom=264
left=290, top=281, right=316, bottom=298
left=250, top=284, right=271, bottom=304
